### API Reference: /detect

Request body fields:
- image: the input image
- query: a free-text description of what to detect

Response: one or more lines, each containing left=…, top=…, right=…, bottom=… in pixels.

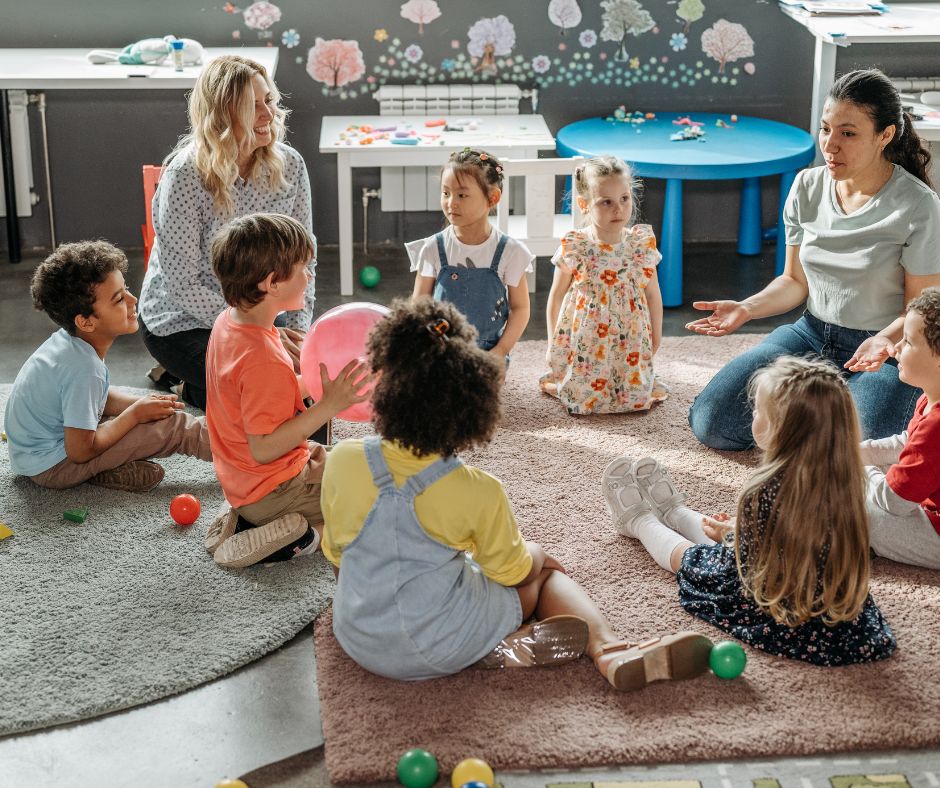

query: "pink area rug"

left=316, top=336, right=940, bottom=783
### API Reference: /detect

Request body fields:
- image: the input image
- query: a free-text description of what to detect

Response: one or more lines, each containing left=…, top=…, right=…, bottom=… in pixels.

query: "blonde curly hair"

left=167, top=55, right=289, bottom=216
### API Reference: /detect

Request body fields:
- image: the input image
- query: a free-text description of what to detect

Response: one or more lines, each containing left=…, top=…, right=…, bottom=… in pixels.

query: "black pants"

left=140, top=318, right=210, bottom=411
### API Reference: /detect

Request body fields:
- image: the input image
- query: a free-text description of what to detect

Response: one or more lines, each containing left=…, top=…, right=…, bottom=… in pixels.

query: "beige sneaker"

left=205, top=502, right=238, bottom=555
left=89, top=460, right=165, bottom=493
left=213, top=512, right=308, bottom=569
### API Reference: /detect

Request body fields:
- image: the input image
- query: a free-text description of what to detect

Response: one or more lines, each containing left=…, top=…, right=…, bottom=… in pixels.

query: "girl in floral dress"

left=541, top=155, right=667, bottom=415
left=602, top=356, right=896, bottom=666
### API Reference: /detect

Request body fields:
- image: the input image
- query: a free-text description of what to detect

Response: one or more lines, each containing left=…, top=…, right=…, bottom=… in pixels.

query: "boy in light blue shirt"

left=4, top=241, right=211, bottom=492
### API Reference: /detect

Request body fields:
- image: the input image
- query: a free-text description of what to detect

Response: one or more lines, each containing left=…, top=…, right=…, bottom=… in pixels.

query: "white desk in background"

left=319, top=114, right=555, bottom=296
left=779, top=3, right=940, bottom=158
left=0, top=47, right=278, bottom=262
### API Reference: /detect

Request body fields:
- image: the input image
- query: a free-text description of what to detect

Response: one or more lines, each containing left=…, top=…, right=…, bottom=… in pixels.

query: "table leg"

left=810, top=39, right=836, bottom=165
left=776, top=170, right=797, bottom=276
left=1, top=89, right=21, bottom=264
left=337, top=151, right=353, bottom=296
left=660, top=178, right=683, bottom=308
left=737, top=176, right=762, bottom=256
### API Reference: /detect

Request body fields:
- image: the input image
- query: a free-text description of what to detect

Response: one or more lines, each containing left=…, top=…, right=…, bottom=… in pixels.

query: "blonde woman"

left=603, top=356, right=896, bottom=666
left=139, top=55, right=313, bottom=410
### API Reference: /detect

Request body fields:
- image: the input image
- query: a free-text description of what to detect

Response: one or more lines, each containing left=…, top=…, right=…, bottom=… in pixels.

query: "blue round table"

left=556, top=113, right=816, bottom=306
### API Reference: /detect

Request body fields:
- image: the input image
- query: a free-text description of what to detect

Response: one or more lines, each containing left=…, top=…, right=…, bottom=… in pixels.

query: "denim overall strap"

left=489, top=232, right=508, bottom=272
left=363, top=436, right=396, bottom=492
left=435, top=232, right=449, bottom=268
left=403, top=454, right=463, bottom=500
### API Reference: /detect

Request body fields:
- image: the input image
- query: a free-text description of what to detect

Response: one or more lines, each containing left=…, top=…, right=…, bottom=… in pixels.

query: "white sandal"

left=632, top=457, right=686, bottom=520
left=602, top=456, right=653, bottom=538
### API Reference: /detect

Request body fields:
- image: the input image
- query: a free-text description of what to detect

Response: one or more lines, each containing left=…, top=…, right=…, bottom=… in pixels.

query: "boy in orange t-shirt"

left=205, top=213, right=371, bottom=568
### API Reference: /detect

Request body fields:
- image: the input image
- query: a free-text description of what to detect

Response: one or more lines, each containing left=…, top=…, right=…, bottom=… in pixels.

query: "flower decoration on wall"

left=548, top=0, right=582, bottom=35
left=374, top=28, right=388, bottom=42
left=600, top=0, right=656, bottom=62
left=467, top=15, right=516, bottom=74
left=306, top=37, right=365, bottom=92
left=281, top=29, right=300, bottom=48
left=676, top=0, right=705, bottom=34
left=400, top=0, right=441, bottom=35
left=404, top=44, right=424, bottom=63
left=441, top=57, right=455, bottom=71
left=579, top=29, right=597, bottom=48
left=701, top=18, right=754, bottom=73
left=669, top=32, right=687, bottom=51
left=242, top=1, right=281, bottom=31
left=531, top=55, right=552, bottom=74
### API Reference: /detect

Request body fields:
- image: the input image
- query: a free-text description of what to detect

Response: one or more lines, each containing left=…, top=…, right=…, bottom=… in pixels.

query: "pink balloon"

left=300, top=302, right=389, bottom=422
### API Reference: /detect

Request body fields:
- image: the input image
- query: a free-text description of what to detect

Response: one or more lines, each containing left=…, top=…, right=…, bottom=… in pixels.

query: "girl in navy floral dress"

left=602, top=355, right=896, bottom=666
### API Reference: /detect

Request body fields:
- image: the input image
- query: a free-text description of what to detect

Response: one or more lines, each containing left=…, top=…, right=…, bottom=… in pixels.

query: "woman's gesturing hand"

left=685, top=300, right=752, bottom=337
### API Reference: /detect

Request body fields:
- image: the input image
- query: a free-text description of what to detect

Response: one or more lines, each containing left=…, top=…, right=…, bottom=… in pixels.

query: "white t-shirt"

left=784, top=164, right=940, bottom=330
left=406, top=226, right=534, bottom=288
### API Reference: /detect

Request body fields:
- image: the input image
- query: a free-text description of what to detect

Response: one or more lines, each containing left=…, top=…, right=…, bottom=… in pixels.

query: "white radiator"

left=374, top=84, right=534, bottom=212
left=0, top=90, right=35, bottom=218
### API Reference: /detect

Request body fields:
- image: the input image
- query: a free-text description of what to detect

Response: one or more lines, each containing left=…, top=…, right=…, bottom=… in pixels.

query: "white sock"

left=632, top=512, right=688, bottom=573
left=664, top=506, right=717, bottom=545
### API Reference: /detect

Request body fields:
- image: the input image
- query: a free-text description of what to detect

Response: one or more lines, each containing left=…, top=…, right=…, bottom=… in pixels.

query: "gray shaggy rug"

left=0, top=387, right=334, bottom=736
left=315, top=336, right=940, bottom=783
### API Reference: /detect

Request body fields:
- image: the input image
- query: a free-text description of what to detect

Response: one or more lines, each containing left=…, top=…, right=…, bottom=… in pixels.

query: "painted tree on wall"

left=400, top=0, right=441, bottom=35
left=600, top=0, right=656, bottom=61
left=467, top=15, right=516, bottom=74
left=306, top=37, right=365, bottom=89
left=701, top=18, right=753, bottom=73
left=548, top=0, right=582, bottom=35
left=676, top=0, right=705, bottom=34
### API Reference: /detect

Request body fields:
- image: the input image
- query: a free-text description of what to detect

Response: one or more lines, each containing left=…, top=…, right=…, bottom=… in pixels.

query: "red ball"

left=170, top=494, right=201, bottom=526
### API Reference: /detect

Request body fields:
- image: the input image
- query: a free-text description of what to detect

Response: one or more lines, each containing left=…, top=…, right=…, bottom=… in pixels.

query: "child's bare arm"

left=64, top=394, right=183, bottom=463
left=646, top=271, right=664, bottom=355
left=492, top=281, right=530, bottom=358
left=246, top=360, right=372, bottom=465
left=412, top=273, right=435, bottom=298
left=545, top=266, right=573, bottom=344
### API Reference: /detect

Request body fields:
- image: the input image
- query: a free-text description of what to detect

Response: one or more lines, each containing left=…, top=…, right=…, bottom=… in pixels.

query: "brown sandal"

left=592, top=632, right=713, bottom=691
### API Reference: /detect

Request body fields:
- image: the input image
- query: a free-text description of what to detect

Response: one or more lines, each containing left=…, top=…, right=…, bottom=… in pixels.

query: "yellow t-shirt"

left=321, top=438, right=532, bottom=586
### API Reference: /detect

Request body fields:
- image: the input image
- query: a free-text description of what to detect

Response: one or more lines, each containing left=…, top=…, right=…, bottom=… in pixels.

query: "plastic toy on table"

left=86, top=36, right=205, bottom=67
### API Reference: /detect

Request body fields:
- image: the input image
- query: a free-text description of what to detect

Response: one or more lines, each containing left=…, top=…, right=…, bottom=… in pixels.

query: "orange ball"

left=170, top=494, right=201, bottom=526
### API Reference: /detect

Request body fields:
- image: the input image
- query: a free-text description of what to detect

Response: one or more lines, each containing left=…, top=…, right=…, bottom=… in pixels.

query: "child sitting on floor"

left=603, top=355, right=896, bottom=666
left=321, top=296, right=713, bottom=690
left=5, top=241, right=211, bottom=492
left=861, top=287, right=940, bottom=569
left=204, top=213, right=370, bottom=569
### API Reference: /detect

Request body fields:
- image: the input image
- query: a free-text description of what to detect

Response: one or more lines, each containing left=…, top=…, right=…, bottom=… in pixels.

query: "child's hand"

left=318, top=360, right=374, bottom=414
left=702, top=512, right=735, bottom=543
left=128, top=393, right=184, bottom=423
left=542, top=553, right=568, bottom=574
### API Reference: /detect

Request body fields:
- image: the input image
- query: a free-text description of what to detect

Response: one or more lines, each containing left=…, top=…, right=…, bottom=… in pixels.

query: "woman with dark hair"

left=138, top=55, right=313, bottom=410
left=687, top=68, right=940, bottom=450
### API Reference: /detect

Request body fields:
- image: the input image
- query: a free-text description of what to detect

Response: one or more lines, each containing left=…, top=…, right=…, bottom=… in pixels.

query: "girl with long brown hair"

left=604, top=355, right=896, bottom=665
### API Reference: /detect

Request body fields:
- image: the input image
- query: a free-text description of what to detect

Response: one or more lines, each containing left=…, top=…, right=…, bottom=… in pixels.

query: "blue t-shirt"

left=5, top=329, right=109, bottom=476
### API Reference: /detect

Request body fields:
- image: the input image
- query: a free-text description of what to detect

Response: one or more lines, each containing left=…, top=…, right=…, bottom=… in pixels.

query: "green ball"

left=360, top=265, right=381, bottom=288
left=397, top=748, right=439, bottom=788
left=709, top=640, right=747, bottom=679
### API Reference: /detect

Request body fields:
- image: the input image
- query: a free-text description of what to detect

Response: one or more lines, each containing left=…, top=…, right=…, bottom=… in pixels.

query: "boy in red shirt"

left=861, top=287, right=940, bottom=569
left=204, top=213, right=371, bottom=568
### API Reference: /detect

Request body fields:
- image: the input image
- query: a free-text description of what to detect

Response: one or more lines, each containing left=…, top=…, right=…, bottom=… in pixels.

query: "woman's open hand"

left=844, top=335, right=894, bottom=372
left=685, top=300, right=752, bottom=337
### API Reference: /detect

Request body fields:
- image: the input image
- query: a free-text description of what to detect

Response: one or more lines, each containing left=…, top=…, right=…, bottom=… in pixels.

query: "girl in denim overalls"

left=408, top=149, right=533, bottom=361
left=320, top=297, right=714, bottom=690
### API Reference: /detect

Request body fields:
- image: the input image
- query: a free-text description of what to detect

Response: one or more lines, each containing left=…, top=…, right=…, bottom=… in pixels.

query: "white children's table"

left=778, top=3, right=940, bottom=155
left=0, top=46, right=278, bottom=262
left=319, top=114, right=555, bottom=295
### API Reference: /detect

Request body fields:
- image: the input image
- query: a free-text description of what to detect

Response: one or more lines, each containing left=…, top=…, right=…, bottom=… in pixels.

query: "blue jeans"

left=688, top=313, right=921, bottom=450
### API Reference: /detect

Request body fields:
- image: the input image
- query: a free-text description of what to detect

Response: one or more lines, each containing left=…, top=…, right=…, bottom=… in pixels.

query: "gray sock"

left=633, top=512, right=689, bottom=573
left=664, top=505, right=717, bottom=545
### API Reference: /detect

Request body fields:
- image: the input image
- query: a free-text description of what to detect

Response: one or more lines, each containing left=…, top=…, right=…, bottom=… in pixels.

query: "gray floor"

left=2, top=243, right=933, bottom=787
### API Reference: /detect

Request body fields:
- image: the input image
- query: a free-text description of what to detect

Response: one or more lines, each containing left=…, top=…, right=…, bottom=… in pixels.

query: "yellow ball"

left=215, top=781, right=249, bottom=788
left=451, top=757, right=494, bottom=788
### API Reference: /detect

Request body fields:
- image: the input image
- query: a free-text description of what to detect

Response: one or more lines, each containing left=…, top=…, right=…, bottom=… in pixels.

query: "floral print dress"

left=677, top=475, right=896, bottom=666
left=541, top=225, right=668, bottom=415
